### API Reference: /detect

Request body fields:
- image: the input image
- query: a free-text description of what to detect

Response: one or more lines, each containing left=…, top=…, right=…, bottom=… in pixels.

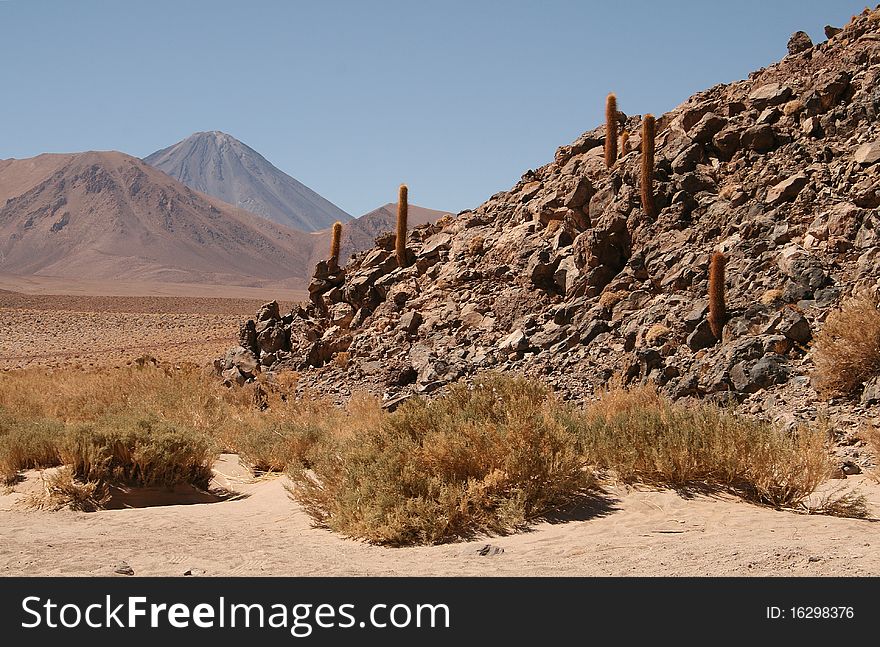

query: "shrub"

left=223, top=398, right=339, bottom=473
left=288, top=374, right=594, bottom=545
left=812, top=291, right=880, bottom=397
left=62, top=414, right=216, bottom=489
left=0, top=413, right=63, bottom=484
left=563, top=386, right=831, bottom=508
left=28, top=467, right=109, bottom=512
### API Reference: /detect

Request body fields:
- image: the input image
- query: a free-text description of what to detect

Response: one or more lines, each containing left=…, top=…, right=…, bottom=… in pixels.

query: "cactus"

left=604, top=93, right=618, bottom=167
left=329, top=221, right=342, bottom=269
left=620, top=129, right=630, bottom=155
left=708, top=251, right=727, bottom=340
left=396, top=184, right=409, bottom=267
left=640, top=114, right=656, bottom=218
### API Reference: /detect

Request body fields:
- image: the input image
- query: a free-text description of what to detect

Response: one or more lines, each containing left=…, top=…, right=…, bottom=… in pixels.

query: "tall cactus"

left=396, top=184, right=409, bottom=267
left=708, top=251, right=727, bottom=340
left=620, top=129, right=630, bottom=156
left=329, top=221, right=342, bottom=269
left=640, top=114, right=656, bottom=218
left=604, top=93, right=618, bottom=168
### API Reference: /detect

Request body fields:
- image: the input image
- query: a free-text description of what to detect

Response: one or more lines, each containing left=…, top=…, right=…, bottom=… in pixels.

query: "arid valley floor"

left=1, top=281, right=878, bottom=577
left=2, top=456, right=878, bottom=577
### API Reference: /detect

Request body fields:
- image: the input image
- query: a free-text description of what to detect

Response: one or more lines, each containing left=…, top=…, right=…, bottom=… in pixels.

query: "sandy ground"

left=0, top=289, right=306, bottom=370
left=1, top=455, right=877, bottom=577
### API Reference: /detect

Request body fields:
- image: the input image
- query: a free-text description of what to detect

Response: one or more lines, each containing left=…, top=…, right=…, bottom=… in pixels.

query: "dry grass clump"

left=0, top=364, right=243, bottom=430
left=0, top=414, right=63, bottom=484
left=288, top=374, right=594, bottom=546
left=221, top=396, right=342, bottom=474
left=644, top=324, right=672, bottom=346
left=807, top=487, right=870, bottom=519
left=28, top=467, right=110, bottom=512
left=63, top=414, right=216, bottom=489
left=563, top=386, right=832, bottom=508
left=0, top=365, right=340, bottom=482
left=760, top=289, right=785, bottom=306
left=812, top=291, right=880, bottom=397
left=598, top=289, right=627, bottom=310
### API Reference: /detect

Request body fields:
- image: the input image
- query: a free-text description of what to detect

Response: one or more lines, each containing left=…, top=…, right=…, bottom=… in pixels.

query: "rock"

left=498, top=329, right=528, bottom=353
left=578, top=319, right=609, bottom=346
left=671, top=143, right=704, bottom=174
left=475, top=544, right=504, bottom=556
left=824, top=25, right=841, bottom=39
left=860, top=376, right=880, bottom=406
left=731, top=355, right=790, bottom=393
left=224, top=346, right=259, bottom=377
left=528, top=250, right=562, bottom=292
left=740, top=124, right=776, bottom=152
left=686, top=319, right=717, bottom=350
left=329, top=302, right=355, bottom=328
left=256, top=323, right=288, bottom=354
left=399, top=310, right=423, bottom=335
left=114, top=562, right=135, bottom=576
left=712, top=128, right=741, bottom=158
left=238, top=320, right=257, bottom=353
left=777, top=246, right=827, bottom=290
left=748, top=83, right=792, bottom=109
left=776, top=308, right=812, bottom=344
left=787, top=31, right=813, bottom=55
left=562, top=176, right=594, bottom=209
left=841, top=461, right=862, bottom=476
left=420, top=232, right=452, bottom=258
left=854, top=139, right=880, bottom=165
left=765, top=173, right=808, bottom=205
left=256, top=301, right=280, bottom=322
left=688, top=112, right=727, bottom=144
left=221, top=367, right=246, bottom=386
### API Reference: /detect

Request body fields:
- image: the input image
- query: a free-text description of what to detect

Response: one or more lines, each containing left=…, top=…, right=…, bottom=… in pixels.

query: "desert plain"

left=0, top=279, right=878, bottom=578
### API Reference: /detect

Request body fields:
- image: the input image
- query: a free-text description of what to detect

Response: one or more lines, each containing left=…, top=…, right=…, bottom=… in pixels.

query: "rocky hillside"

left=144, top=131, right=351, bottom=232
left=0, top=151, right=315, bottom=286
left=221, top=10, right=880, bottom=469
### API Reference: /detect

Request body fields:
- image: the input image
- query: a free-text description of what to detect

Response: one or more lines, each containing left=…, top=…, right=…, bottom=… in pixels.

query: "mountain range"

left=0, top=134, right=450, bottom=289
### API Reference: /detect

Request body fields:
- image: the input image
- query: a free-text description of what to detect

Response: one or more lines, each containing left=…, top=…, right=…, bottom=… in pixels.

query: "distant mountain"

left=144, top=131, right=351, bottom=232
left=308, top=203, right=451, bottom=269
left=0, top=151, right=316, bottom=287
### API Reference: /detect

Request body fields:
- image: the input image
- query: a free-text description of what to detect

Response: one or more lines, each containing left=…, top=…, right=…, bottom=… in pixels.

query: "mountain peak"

left=144, top=133, right=351, bottom=231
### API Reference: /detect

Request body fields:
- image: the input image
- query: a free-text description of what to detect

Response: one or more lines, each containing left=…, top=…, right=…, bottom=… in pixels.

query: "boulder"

left=854, top=139, right=880, bottom=165
left=787, top=31, right=813, bottom=55
left=256, top=301, right=280, bottom=322
left=740, top=124, right=776, bottom=152
left=765, top=174, right=808, bottom=205
left=748, top=83, right=792, bottom=109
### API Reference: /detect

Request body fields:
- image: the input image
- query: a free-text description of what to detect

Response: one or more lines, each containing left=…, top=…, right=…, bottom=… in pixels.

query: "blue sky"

left=0, top=0, right=869, bottom=217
